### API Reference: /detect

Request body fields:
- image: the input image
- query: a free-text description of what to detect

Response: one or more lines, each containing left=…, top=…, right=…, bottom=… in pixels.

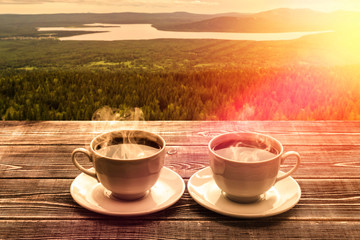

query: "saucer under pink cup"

left=209, top=132, right=300, bottom=203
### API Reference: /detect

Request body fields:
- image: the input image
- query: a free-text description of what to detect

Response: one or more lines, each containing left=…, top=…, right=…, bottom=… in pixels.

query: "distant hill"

left=0, top=11, right=240, bottom=37
left=1, top=8, right=360, bottom=38
left=157, top=8, right=360, bottom=32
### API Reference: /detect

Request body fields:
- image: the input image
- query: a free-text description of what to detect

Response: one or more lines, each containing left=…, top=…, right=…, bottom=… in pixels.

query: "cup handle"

left=275, top=151, right=301, bottom=183
left=71, top=148, right=97, bottom=179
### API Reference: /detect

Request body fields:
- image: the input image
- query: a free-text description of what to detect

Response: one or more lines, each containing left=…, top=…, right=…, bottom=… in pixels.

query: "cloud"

left=2, top=0, right=358, bottom=14
left=0, top=0, right=167, bottom=4
left=175, top=0, right=219, bottom=6
left=0, top=0, right=39, bottom=3
left=0, top=0, right=219, bottom=6
left=0, top=0, right=71, bottom=3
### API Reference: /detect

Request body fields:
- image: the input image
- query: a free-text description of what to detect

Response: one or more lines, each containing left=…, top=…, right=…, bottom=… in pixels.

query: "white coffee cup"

left=71, top=130, right=166, bottom=200
left=209, top=132, right=300, bottom=203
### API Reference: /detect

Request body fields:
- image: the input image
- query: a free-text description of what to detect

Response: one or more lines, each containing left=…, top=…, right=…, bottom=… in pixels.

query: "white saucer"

left=70, top=167, right=185, bottom=216
left=188, top=167, right=301, bottom=218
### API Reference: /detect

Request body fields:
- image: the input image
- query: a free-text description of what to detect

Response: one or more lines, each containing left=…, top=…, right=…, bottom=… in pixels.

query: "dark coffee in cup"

left=95, top=137, right=161, bottom=160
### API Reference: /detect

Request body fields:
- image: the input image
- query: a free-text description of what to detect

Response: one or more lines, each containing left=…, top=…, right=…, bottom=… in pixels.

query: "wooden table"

left=1, top=121, right=359, bottom=239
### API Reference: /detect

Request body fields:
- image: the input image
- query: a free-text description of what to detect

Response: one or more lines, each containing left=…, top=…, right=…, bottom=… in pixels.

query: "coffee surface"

left=96, top=143, right=160, bottom=159
left=213, top=140, right=278, bottom=162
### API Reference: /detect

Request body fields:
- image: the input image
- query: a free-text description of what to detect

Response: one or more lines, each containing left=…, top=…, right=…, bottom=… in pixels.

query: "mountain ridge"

left=1, top=8, right=360, bottom=38
left=155, top=8, right=360, bottom=32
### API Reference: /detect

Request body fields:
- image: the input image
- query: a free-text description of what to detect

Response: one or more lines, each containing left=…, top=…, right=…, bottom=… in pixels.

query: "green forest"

left=1, top=31, right=360, bottom=121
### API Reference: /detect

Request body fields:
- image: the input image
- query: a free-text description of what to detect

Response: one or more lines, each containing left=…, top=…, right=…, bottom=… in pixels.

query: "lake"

left=38, top=23, right=330, bottom=41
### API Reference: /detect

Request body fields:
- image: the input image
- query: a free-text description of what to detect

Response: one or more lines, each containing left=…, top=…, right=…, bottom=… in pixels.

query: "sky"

left=1, top=0, right=360, bottom=14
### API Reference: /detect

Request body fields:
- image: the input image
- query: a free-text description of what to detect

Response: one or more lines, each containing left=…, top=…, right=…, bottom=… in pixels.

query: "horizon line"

left=1, top=7, right=359, bottom=16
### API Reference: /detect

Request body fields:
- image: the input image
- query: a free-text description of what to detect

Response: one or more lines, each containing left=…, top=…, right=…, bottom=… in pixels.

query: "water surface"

left=38, top=23, right=330, bottom=41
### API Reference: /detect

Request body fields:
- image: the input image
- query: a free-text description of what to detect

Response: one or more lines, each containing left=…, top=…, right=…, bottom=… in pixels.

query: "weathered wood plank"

left=0, top=121, right=359, bottom=239
left=1, top=220, right=359, bottom=240
left=1, top=132, right=360, bottom=146
left=2, top=121, right=360, bottom=133
left=0, top=179, right=359, bottom=220
left=1, top=121, right=360, bottom=146
left=1, top=145, right=360, bottom=179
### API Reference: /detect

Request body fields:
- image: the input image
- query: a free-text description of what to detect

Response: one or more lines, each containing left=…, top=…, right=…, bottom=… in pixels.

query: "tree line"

left=1, top=64, right=360, bottom=121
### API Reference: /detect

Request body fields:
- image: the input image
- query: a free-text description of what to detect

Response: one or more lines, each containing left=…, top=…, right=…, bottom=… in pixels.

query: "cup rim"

left=90, top=129, right=166, bottom=161
left=208, top=131, right=284, bottom=164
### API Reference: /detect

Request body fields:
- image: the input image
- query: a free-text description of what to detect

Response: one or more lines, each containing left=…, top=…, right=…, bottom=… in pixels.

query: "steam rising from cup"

left=92, top=106, right=144, bottom=121
left=213, top=133, right=278, bottom=162
left=95, top=130, right=161, bottom=160
left=91, top=106, right=157, bottom=160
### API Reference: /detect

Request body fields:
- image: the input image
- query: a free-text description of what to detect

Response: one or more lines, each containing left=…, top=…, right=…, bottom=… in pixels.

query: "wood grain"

left=2, top=121, right=360, bottom=133
left=1, top=220, right=360, bottom=239
left=0, top=121, right=360, bottom=239
left=1, top=145, right=360, bottom=179
left=1, top=121, right=360, bottom=146
left=0, top=178, right=359, bottom=220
